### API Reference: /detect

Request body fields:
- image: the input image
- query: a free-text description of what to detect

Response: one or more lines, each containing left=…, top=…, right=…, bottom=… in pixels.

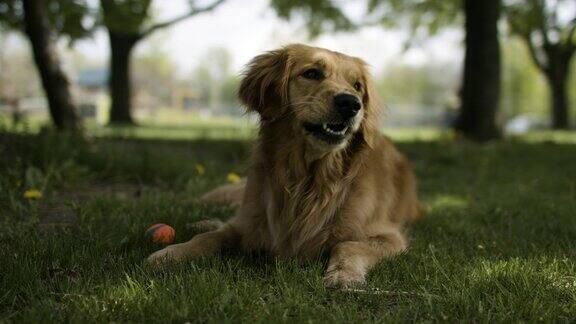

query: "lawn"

left=0, top=128, right=575, bottom=322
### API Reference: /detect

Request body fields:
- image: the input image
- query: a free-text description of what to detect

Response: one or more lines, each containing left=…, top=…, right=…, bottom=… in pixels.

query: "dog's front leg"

left=323, top=230, right=407, bottom=288
left=147, top=224, right=239, bottom=265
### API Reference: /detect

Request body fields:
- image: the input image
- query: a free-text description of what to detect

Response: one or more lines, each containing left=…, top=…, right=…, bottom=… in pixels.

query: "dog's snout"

left=333, top=94, right=361, bottom=119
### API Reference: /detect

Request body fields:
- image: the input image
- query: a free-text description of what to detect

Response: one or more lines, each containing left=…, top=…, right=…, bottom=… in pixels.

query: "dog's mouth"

left=303, top=122, right=350, bottom=144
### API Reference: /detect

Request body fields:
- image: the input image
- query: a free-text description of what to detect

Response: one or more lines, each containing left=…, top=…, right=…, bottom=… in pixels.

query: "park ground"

left=0, top=120, right=575, bottom=322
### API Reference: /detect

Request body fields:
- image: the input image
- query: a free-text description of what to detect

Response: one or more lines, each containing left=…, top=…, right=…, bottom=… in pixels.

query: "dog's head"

left=239, top=44, right=381, bottom=151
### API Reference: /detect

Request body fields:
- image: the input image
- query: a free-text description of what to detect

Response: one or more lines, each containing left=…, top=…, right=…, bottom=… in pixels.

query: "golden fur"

left=148, top=44, right=422, bottom=287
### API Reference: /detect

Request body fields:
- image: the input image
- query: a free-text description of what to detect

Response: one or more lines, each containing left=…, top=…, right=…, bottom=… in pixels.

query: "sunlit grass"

left=425, top=194, right=469, bottom=211
left=4, top=113, right=576, bottom=144
left=384, top=127, right=451, bottom=141
left=513, top=130, right=576, bottom=144
left=0, top=113, right=258, bottom=140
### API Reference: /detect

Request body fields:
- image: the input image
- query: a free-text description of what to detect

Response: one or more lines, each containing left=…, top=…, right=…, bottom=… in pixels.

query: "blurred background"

left=0, top=0, right=575, bottom=141
left=1, top=3, right=576, bottom=321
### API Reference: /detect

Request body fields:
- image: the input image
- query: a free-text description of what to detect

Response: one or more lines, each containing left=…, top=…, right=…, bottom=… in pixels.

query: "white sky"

left=7, top=0, right=464, bottom=77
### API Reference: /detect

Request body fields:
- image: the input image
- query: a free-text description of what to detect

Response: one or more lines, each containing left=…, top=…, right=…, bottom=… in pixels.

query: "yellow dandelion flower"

left=24, top=189, right=43, bottom=200
left=195, top=163, right=205, bottom=175
left=227, top=172, right=242, bottom=184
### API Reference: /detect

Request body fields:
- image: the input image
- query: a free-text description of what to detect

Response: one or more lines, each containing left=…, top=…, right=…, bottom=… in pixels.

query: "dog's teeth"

left=334, top=127, right=347, bottom=135
left=323, top=124, right=334, bottom=134
left=321, top=123, right=348, bottom=136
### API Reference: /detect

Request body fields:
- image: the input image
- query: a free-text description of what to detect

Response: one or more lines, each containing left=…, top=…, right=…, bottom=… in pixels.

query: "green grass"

left=0, top=113, right=258, bottom=141
left=1, top=129, right=575, bottom=322
left=4, top=112, right=576, bottom=144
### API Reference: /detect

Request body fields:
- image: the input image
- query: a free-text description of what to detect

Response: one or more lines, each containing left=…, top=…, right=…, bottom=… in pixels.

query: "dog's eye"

left=302, top=68, right=324, bottom=80
left=354, top=82, right=362, bottom=91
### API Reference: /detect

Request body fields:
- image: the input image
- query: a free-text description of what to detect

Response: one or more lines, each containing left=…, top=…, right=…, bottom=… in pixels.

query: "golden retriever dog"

left=148, top=44, right=422, bottom=287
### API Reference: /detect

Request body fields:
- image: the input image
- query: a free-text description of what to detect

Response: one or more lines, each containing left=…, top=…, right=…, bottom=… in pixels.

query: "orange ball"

left=145, top=223, right=175, bottom=244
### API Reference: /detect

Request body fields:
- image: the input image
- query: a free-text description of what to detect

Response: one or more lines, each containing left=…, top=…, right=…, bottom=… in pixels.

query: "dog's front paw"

left=323, top=264, right=366, bottom=288
left=146, top=243, right=188, bottom=266
left=186, top=219, right=224, bottom=233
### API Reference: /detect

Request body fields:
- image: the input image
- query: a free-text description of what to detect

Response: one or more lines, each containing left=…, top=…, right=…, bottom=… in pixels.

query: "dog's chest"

left=264, top=178, right=348, bottom=259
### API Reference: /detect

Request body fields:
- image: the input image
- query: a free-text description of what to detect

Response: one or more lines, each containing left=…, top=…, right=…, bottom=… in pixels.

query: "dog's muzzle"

left=333, top=93, right=361, bottom=120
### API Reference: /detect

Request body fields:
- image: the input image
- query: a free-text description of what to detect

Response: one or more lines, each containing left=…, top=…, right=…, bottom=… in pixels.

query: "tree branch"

left=530, top=0, right=551, bottom=47
left=567, top=18, right=576, bottom=49
left=570, top=18, right=576, bottom=37
left=140, top=0, right=225, bottom=38
left=523, top=32, right=548, bottom=73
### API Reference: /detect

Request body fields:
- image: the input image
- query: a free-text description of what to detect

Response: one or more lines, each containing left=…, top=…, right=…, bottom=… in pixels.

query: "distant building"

left=75, top=68, right=109, bottom=125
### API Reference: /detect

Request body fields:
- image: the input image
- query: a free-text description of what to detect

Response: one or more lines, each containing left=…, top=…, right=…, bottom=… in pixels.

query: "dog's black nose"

left=333, top=94, right=361, bottom=119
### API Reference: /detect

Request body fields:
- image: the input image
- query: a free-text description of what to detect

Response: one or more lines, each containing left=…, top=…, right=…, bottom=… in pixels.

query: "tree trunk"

left=547, top=71, right=569, bottom=129
left=455, top=0, right=502, bottom=141
left=22, top=0, right=81, bottom=131
left=544, top=50, right=572, bottom=129
left=107, top=32, right=139, bottom=125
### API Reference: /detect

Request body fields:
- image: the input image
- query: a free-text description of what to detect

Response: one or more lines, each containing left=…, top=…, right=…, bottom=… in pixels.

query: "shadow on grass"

left=1, top=130, right=576, bottom=321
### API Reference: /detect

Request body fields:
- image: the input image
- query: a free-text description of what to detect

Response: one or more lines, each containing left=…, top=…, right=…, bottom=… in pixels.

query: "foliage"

left=505, top=0, right=576, bottom=68
left=0, top=0, right=93, bottom=41
left=367, top=0, right=462, bottom=37
left=100, top=0, right=226, bottom=38
left=270, top=0, right=462, bottom=40
left=187, top=47, right=240, bottom=114
left=270, top=0, right=354, bottom=36
left=501, top=38, right=549, bottom=118
left=572, top=59, right=576, bottom=107
left=132, top=42, right=177, bottom=108
left=100, top=0, right=153, bottom=35
left=505, top=0, right=576, bottom=127
left=0, top=43, right=43, bottom=98
left=1, top=131, right=576, bottom=322
left=378, top=61, right=459, bottom=110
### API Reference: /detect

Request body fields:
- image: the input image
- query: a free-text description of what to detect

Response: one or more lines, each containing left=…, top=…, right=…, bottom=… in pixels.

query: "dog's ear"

left=359, top=62, right=383, bottom=148
left=238, top=48, right=291, bottom=120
